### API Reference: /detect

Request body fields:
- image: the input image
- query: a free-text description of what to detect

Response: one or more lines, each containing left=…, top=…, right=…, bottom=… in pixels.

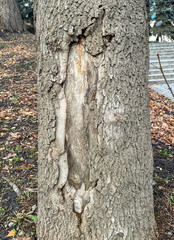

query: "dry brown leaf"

left=170, top=137, right=174, bottom=145
left=31, top=133, right=38, bottom=138
left=0, top=111, right=6, bottom=118
left=10, top=132, right=21, bottom=139
left=7, top=229, right=16, bottom=237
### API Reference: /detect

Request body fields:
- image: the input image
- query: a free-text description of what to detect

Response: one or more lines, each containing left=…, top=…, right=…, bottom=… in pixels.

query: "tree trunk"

left=35, top=1, right=157, bottom=239
left=0, top=0, right=24, bottom=32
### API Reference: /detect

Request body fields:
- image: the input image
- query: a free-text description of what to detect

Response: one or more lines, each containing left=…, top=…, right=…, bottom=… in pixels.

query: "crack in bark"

left=72, top=179, right=99, bottom=237
left=102, top=34, right=115, bottom=47
left=75, top=212, right=83, bottom=236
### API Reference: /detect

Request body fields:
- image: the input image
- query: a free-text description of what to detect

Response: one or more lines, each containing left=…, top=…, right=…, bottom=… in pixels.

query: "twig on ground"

left=25, top=188, right=37, bottom=192
left=2, top=176, right=21, bottom=196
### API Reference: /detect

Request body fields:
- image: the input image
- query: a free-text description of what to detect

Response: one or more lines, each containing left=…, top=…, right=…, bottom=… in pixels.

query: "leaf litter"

left=0, top=31, right=173, bottom=239
left=0, top=32, right=37, bottom=240
left=149, top=87, right=174, bottom=240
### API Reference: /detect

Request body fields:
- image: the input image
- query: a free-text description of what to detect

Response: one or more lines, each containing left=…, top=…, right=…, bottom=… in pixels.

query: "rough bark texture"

left=0, top=0, right=24, bottom=32
left=35, top=1, right=157, bottom=239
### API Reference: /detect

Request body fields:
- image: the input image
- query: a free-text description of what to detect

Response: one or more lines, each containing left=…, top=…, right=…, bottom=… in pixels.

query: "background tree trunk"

left=0, top=0, right=24, bottom=32
left=35, top=1, right=157, bottom=239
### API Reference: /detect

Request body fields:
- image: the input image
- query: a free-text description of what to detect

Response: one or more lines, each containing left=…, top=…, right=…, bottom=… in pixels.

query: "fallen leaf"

left=3, top=153, right=13, bottom=160
left=7, top=229, right=16, bottom=237
left=162, top=122, right=168, bottom=128
left=170, top=137, right=174, bottom=144
left=2, top=165, right=9, bottom=170
left=157, top=145, right=162, bottom=149
left=11, top=219, right=17, bottom=222
left=10, top=132, right=21, bottom=139
left=0, top=111, right=6, bottom=118
left=31, top=133, right=38, bottom=138
left=17, top=161, right=35, bottom=170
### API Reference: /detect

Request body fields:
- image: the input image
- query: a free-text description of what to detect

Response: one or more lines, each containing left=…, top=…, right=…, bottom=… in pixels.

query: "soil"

left=0, top=31, right=37, bottom=240
left=0, top=31, right=173, bottom=240
left=149, top=87, right=174, bottom=239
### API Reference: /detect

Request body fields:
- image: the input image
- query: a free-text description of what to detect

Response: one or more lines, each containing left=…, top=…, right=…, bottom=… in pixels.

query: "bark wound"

left=46, top=84, right=68, bottom=200
left=65, top=39, right=99, bottom=190
left=63, top=9, right=114, bottom=191
left=72, top=181, right=98, bottom=234
left=44, top=9, right=123, bottom=236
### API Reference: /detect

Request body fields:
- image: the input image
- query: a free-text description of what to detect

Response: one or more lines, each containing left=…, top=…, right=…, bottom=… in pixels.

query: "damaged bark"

left=35, top=1, right=157, bottom=239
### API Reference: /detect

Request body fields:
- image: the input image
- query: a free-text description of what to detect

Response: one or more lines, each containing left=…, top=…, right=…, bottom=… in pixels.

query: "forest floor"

left=0, top=32, right=173, bottom=240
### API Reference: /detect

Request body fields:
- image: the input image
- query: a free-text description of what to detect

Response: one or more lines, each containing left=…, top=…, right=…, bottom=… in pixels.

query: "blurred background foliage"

left=17, top=0, right=34, bottom=33
left=147, top=0, right=174, bottom=41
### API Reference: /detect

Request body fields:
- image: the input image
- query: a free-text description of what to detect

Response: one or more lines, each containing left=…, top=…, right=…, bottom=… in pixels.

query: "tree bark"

left=35, top=1, right=157, bottom=239
left=0, top=0, right=24, bottom=32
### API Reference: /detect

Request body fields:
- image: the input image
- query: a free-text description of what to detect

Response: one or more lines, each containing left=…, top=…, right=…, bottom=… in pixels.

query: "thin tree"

left=0, top=0, right=24, bottom=32
left=35, top=1, right=157, bottom=239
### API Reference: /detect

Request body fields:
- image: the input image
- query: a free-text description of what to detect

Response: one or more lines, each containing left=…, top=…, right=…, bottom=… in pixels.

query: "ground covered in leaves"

left=0, top=32, right=173, bottom=240
left=149, top=88, right=174, bottom=239
left=0, top=32, right=37, bottom=240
